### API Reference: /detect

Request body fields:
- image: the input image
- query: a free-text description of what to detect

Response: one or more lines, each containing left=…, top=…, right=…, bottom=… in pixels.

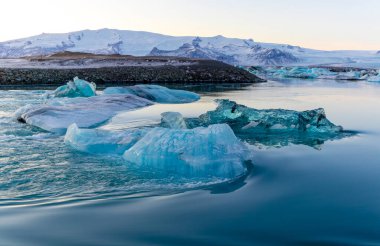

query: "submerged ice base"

left=103, top=84, right=200, bottom=103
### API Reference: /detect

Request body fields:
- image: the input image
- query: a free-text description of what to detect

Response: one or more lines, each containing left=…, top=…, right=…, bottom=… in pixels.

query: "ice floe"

left=103, top=84, right=200, bottom=103
left=15, top=94, right=153, bottom=134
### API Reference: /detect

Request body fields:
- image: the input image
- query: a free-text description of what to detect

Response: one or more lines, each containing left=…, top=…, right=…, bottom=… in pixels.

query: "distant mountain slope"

left=0, top=29, right=379, bottom=67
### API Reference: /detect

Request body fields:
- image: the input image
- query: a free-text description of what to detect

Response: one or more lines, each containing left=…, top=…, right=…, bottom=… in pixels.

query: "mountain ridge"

left=0, top=28, right=379, bottom=67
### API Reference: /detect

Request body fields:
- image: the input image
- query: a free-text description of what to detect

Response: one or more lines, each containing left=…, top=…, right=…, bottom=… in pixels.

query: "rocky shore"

left=0, top=52, right=264, bottom=86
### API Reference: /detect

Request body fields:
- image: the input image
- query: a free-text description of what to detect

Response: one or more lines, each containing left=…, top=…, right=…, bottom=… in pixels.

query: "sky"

left=1, top=0, right=379, bottom=50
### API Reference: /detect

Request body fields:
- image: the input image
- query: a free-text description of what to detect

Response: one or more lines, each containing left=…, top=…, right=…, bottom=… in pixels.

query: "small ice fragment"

left=49, top=77, right=97, bottom=98
left=161, top=112, right=187, bottom=129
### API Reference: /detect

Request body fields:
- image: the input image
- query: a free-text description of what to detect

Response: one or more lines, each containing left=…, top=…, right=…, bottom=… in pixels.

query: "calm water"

left=0, top=79, right=380, bottom=245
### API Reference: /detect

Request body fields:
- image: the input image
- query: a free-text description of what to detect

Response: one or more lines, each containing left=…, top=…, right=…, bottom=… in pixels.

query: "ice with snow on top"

left=15, top=94, right=153, bottom=134
left=123, top=124, right=249, bottom=178
left=103, top=84, right=200, bottom=104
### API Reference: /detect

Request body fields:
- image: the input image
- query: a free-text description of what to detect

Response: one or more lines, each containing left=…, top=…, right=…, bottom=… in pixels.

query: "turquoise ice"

left=196, top=99, right=343, bottom=133
left=64, top=122, right=250, bottom=178
left=123, top=124, right=250, bottom=178
left=48, top=77, right=97, bottom=98
left=65, top=123, right=148, bottom=154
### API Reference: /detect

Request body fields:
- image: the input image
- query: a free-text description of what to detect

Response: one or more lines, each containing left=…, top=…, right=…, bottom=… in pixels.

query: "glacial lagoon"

left=1, top=79, right=380, bottom=245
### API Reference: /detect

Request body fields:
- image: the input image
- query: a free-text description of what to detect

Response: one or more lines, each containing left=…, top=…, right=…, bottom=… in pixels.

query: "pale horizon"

left=1, top=0, right=380, bottom=51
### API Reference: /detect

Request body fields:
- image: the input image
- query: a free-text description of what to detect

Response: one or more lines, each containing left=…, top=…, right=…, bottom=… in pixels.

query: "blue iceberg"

left=177, top=100, right=351, bottom=148
left=196, top=99, right=343, bottom=133
left=123, top=124, right=250, bottom=178
left=64, top=122, right=249, bottom=178
left=15, top=94, right=153, bottom=134
left=48, top=77, right=97, bottom=98
left=65, top=124, right=148, bottom=154
left=103, top=84, right=200, bottom=103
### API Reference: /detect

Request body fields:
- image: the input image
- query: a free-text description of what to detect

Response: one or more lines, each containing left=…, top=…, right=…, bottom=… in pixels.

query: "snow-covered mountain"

left=0, top=28, right=379, bottom=67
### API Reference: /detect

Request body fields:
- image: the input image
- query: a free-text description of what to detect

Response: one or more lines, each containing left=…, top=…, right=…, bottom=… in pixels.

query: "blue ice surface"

left=123, top=124, right=250, bottom=178
left=65, top=123, right=148, bottom=154
left=103, top=84, right=200, bottom=103
left=64, top=122, right=250, bottom=178
left=48, top=77, right=97, bottom=98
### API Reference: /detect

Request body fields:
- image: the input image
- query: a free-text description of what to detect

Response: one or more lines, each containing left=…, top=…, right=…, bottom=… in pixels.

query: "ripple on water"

left=0, top=90, right=240, bottom=206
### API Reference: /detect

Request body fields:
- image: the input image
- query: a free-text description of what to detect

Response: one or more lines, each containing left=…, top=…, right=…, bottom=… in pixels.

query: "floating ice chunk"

left=123, top=124, right=249, bottom=178
left=196, top=99, right=343, bottom=133
left=334, top=71, right=361, bottom=80
left=368, top=72, right=380, bottom=82
left=103, top=84, right=200, bottom=103
left=161, top=112, right=187, bottom=129
left=285, top=67, right=319, bottom=79
left=179, top=99, right=351, bottom=148
left=16, top=94, right=153, bottom=134
left=65, top=123, right=148, bottom=154
left=48, top=77, right=97, bottom=98
left=249, top=66, right=370, bottom=81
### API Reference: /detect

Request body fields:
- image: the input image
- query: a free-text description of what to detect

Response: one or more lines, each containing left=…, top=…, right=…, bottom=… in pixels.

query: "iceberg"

left=103, top=84, right=200, bottom=103
left=15, top=94, right=153, bottom=134
left=175, top=100, right=351, bottom=148
left=123, top=124, right=249, bottom=178
left=65, top=123, right=148, bottom=154
left=48, top=77, right=97, bottom=98
left=195, top=99, right=343, bottom=133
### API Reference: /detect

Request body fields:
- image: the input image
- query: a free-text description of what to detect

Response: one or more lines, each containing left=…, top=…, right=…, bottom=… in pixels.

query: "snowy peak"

left=0, top=29, right=379, bottom=67
left=149, top=37, right=299, bottom=66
